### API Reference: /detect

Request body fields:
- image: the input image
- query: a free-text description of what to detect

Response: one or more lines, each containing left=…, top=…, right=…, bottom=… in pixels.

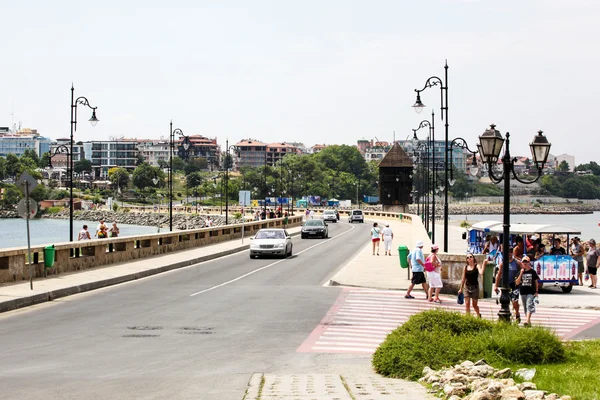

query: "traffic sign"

left=16, top=171, right=38, bottom=194
left=239, top=190, right=251, bottom=206
left=17, top=198, right=38, bottom=220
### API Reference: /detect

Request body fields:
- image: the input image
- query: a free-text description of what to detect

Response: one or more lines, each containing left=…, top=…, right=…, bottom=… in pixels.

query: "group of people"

left=404, top=241, right=443, bottom=303
left=370, top=222, right=394, bottom=256
left=77, top=219, right=120, bottom=240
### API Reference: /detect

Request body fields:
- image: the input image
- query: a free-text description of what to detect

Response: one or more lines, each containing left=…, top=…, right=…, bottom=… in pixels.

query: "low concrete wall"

left=0, top=216, right=303, bottom=284
left=435, top=254, right=490, bottom=298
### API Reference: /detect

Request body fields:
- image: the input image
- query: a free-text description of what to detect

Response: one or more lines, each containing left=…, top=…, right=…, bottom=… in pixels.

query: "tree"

left=186, top=172, right=204, bottom=190
left=39, top=152, right=51, bottom=170
left=74, top=158, right=93, bottom=174
left=184, top=157, right=209, bottom=175
left=575, top=161, right=600, bottom=176
left=557, top=160, right=570, bottom=173
left=22, top=149, right=40, bottom=166
left=136, top=154, right=146, bottom=166
left=108, top=167, right=130, bottom=190
left=0, top=185, right=22, bottom=209
left=132, top=163, right=163, bottom=190
left=5, top=154, right=20, bottom=178
left=0, top=157, right=6, bottom=180
left=172, top=157, right=186, bottom=172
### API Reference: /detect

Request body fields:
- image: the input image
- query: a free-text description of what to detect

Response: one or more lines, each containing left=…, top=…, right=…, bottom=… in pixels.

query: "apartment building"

left=90, top=139, right=138, bottom=178
left=0, top=127, right=52, bottom=157
left=138, top=139, right=171, bottom=167
left=266, top=142, right=299, bottom=165
left=235, top=139, right=267, bottom=168
left=175, top=134, right=219, bottom=169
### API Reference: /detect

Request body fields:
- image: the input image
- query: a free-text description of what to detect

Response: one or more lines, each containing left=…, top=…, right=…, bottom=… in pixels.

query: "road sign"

left=16, top=171, right=38, bottom=194
left=17, top=198, right=38, bottom=219
left=239, top=190, right=251, bottom=206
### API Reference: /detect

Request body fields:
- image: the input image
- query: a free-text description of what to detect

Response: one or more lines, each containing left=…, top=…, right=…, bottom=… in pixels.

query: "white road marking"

left=189, top=224, right=356, bottom=297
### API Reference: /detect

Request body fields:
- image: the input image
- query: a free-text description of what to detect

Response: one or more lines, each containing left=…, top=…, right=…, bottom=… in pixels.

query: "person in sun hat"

left=382, top=223, right=394, bottom=256
left=515, top=255, right=540, bottom=327
left=405, top=240, right=429, bottom=300
left=426, top=244, right=443, bottom=303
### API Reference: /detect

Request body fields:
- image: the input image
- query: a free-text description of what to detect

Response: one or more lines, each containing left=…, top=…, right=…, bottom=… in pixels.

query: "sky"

left=2, top=0, right=599, bottom=163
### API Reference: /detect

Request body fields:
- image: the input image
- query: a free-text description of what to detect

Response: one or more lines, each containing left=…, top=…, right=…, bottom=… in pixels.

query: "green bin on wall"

left=398, top=245, right=409, bottom=269
left=483, top=261, right=495, bottom=298
left=44, top=245, right=56, bottom=268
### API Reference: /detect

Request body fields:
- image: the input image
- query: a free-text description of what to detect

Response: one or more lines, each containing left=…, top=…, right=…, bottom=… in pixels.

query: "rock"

left=469, top=390, right=495, bottom=400
left=559, top=396, right=572, bottom=400
left=500, top=385, right=525, bottom=400
left=515, top=368, right=536, bottom=381
left=494, top=368, right=512, bottom=379
left=461, top=360, right=475, bottom=368
left=469, top=378, right=492, bottom=392
left=448, top=396, right=462, bottom=400
left=470, top=365, right=496, bottom=377
left=474, top=359, right=488, bottom=366
left=518, top=382, right=537, bottom=391
left=523, top=390, right=545, bottom=400
left=431, top=382, right=442, bottom=392
left=499, top=378, right=515, bottom=387
left=427, top=374, right=441, bottom=384
left=486, top=381, right=506, bottom=396
left=449, top=374, right=469, bottom=384
left=545, top=395, right=560, bottom=400
left=443, top=383, right=466, bottom=397
left=423, top=366, right=434, bottom=377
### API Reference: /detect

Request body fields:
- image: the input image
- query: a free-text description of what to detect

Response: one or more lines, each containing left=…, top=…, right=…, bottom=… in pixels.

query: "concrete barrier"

left=0, top=215, right=303, bottom=284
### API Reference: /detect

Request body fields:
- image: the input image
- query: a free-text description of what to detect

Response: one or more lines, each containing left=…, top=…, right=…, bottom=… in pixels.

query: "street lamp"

left=48, top=146, right=71, bottom=209
left=70, top=85, right=98, bottom=242
left=478, top=124, right=551, bottom=322
left=224, top=139, right=239, bottom=225
left=412, top=110, right=436, bottom=242
left=412, top=61, right=449, bottom=251
left=169, top=121, right=188, bottom=231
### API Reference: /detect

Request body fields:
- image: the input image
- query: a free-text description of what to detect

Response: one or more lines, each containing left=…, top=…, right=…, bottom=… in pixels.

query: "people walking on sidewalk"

left=515, top=255, right=540, bottom=326
left=571, top=237, right=585, bottom=286
left=109, top=222, right=120, bottom=238
left=96, top=219, right=108, bottom=239
left=493, top=247, right=523, bottom=322
left=459, top=253, right=485, bottom=317
left=405, top=241, right=429, bottom=300
left=427, top=244, right=443, bottom=303
left=371, top=222, right=382, bottom=255
left=382, top=223, right=394, bottom=256
left=585, top=238, right=600, bottom=289
left=78, top=225, right=91, bottom=241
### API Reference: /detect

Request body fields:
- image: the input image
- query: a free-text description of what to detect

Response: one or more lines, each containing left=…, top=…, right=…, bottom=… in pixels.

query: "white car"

left=322, top=210, right=338, bottom=223
left=249, top=229, right=293, bottom=259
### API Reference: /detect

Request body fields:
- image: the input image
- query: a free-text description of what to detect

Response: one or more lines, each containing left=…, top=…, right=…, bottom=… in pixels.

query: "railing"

left=0, top=215, right=303, bottom=284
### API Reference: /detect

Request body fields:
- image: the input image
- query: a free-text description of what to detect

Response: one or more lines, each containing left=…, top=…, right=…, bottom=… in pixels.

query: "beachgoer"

left=109, top=222, right=120, bottom=238
left=515, top=255, right=540, bottom=326
left=514, top=236, right=525, bottom=260
left=427, top=244, right=443, bottom=303
left=460, top=253, right=485, bottom=317
left=585, top=239, right=600, bottom=289
left=493, top=247, right=523, bottom=322
left=96, top=219, right=108, bottom=239
left=571, top=237, right=585, bottom=286
left=309, top=209, right=315, bottom=220
left=371, top=222, right=382, bottom=255
left=405, top=241, right=429, bottom=300
left=550, top=238, right=566, bottom=255
left=78, top=225, right=91, bottom=241
left=382, top=223, right=394, bottom=256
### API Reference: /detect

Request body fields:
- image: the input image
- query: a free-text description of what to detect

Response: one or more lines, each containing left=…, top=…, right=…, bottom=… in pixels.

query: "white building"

left=553, top=153, right=575, bottom=172
left=0, top=127, right=52, bottom=157
left=138, top=139, right=172, bottom=167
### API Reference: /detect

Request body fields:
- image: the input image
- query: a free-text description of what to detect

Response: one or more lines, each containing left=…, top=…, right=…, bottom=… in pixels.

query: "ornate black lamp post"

left=70, top=85, right=98, bottom=242
left=448, top=137, right=480, bottom=184
left=169, top=122, right=188, bottom=231
left=412, top=61, right=449, bottom=251
left=411, top=110, right=435, bottom=242
left=478, top=124, right=551, bottom=322
left=224, top=139, right=239, bottom=225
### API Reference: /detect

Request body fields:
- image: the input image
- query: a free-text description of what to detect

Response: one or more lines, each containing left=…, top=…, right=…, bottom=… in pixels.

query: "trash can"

left=398, top=245, right=409, bottom=269
left=398, top=213, right=403, bottom=220
left=483, top=261, right=495, bottom=298
left=44, top=245, right=56, bottom=268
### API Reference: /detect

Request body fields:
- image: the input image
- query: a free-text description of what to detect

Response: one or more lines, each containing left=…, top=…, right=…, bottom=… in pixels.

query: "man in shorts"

left=493, top=247, right=523, bottom=322
left=571, top=237, right=585, bottom=286
left=405, top=240, right=429, bottom=300
left=515, top=255, right=540, bottom=326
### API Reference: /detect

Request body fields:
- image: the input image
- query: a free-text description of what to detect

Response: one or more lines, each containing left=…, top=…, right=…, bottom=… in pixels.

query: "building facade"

left=0, top=127, right=53, bottom=157
left=236, top=139, right=267, bottom=168
left=90, top=140, right=138, bottom=178
left=138, top=140, right=171, bottom=167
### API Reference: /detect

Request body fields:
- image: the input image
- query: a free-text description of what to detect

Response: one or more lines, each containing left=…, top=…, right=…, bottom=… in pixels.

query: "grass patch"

left=372, top=309, right=600, bottom=399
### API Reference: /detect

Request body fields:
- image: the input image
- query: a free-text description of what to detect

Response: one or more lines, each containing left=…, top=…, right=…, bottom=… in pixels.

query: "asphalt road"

left=0, top=221, right=372, bottom=400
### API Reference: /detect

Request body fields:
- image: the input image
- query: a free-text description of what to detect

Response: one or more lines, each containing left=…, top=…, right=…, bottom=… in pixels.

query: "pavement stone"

left=243, top=373, right=434, bottom=400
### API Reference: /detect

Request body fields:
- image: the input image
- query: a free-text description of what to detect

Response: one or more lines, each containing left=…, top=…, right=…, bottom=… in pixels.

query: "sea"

left=449, top=211, right=600, bottom=241
left=0, top=218, right=158, bottom=249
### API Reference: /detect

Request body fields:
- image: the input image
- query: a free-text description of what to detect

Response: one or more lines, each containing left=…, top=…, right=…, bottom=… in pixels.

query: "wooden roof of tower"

left=377, top=142, right=414, bottom=168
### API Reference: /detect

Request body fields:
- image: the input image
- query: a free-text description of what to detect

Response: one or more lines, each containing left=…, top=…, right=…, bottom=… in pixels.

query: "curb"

left=0, top=230, right=302, bottom=314
left=328, top=280, right=409, bottom=291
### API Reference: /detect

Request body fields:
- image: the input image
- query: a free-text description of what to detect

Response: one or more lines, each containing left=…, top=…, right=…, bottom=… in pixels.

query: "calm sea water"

left=0, top=218, right=158, bottom=249
left=450, top=212, right=600, bottom=241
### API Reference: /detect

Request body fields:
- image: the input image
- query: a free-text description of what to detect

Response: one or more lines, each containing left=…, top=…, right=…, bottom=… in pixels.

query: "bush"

left=112, top=203, right=119, bottom=212
left=45, top=206, right=63, bottom=214
left=234, top=212, right=242, bottom=219
left=372, top=309, right=565, bottom=380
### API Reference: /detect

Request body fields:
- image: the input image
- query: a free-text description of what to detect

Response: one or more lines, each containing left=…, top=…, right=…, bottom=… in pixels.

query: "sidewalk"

left=329, top=215, right=466, bottom=291
left=0, top=226, right=302, bottom=313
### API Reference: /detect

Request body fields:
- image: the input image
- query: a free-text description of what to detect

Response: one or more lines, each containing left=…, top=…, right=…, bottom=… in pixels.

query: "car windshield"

left=353, top=211, right=362, bottom=215
left=255, top=230, right=285, bottom=239
left=305, top=220, right=324, bottom=226
left=324, top=211, right=335, bottom=214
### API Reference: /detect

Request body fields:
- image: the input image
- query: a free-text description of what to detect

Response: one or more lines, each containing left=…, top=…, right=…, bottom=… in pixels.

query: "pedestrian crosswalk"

left=297, top=288, right=600, bottom=354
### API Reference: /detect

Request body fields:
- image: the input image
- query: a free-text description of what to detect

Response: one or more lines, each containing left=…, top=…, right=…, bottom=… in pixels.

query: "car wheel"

left=287, top=246, right=292, bottom=257
left=561, top=285, right=573, bottom=293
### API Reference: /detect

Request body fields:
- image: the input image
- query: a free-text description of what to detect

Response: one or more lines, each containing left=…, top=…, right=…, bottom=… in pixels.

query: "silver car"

left=322, top=210, right=338, bottom=223
left=249, top=229, right=293, bottom=259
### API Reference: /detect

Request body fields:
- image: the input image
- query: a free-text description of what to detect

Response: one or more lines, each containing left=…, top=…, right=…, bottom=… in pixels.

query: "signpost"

left=239, top=190, right=251, bottom=243
left=16, top=172, right=39, bottom=290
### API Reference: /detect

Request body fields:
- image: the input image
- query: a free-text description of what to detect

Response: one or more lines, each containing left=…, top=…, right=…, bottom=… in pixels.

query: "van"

left=348, top=209, right=364, bottom=223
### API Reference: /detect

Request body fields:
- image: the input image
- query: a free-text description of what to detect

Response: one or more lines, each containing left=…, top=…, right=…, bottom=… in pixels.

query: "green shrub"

left=372, top=309, right=565, bottom=380
left=45, top=206, right=63, bottom=214
left=233, top=212, right=242, bottom=219
left=460, top=220, right=471, bottom=228
left=112, top=203, right=119, bottom=212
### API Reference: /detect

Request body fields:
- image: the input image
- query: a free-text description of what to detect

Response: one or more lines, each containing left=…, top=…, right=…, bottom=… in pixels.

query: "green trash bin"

left=398, top=245, right=409, bottom=269
left=483, top=261, right=495, bottom=298
left=44, top=245, right=56, bottom=268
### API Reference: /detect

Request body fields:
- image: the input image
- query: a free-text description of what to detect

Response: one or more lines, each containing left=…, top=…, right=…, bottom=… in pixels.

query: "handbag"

left=457, top=292, right=464, bottom=305
left=424, top=261, right=435, bottom=272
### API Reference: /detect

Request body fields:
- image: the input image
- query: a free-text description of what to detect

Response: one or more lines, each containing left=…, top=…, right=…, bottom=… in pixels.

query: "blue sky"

left=2, top=0, right=598, bottom=163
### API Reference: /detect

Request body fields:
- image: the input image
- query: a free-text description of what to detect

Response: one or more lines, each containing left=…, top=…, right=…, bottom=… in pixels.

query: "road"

left=0, top=221, right=372, bottom=400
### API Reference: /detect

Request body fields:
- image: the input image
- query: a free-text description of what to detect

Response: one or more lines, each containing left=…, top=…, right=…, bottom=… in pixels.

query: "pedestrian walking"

left=405, top=241, right=429, bottom=300
left=96, top=219, right=108, bottom=239
left=309, top=209, right=315, bottom=220
left=493, top=247, right=523, bottom=322
left=427, top=244, right=443, bottom=303
left=371, top=222, right=382, bottom=255
left=571, top=237, right=585, bottom=286
left=459, top=253, right=485, bottom=317
left=382, top=223, right=394, bottom=256
left=109, top=222, right=120, bottom=238
left=515, top=255, right=540, bottom=326
left=585, top=238, right=600, bottom=289
left=78, top=224, right=91, bottom=241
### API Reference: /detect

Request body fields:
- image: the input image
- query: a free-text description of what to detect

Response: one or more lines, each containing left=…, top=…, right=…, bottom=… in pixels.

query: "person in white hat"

left=382, top=223, right=394, bottom=256
left=405, top=240, right=429, bottom=300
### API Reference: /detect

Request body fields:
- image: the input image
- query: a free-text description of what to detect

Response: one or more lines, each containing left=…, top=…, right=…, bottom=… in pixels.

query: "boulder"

left=518, top=382, right=537, bottom=391
left=469, top=390, right=496, bottom=400
left=470, top=365, right=496, bottom=377
left=523, top=390, right=545, bottom=400
left=443, top=383, right=467, bottom=398
left=499, top=385, right=525, bottom=400
left=494, top=368, right=512, bottom=379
